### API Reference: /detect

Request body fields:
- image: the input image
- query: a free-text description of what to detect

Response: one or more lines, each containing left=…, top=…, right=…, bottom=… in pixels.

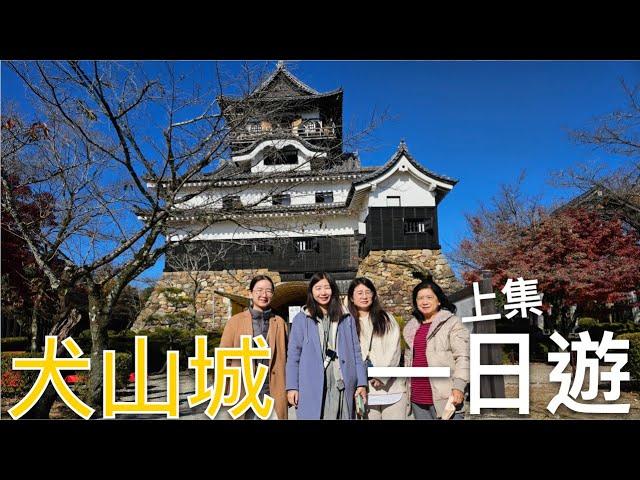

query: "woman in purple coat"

left=286, top=272, right=368, bottom=419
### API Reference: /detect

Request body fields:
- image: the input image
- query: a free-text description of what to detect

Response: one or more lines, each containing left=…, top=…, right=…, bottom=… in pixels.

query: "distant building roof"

left=553, top=184, right=640, bottom=230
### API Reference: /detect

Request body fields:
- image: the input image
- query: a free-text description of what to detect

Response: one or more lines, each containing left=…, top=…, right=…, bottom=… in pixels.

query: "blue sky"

left=3, top=60, right=639, bottom=284
left=281, top=61, right=639, bottom=266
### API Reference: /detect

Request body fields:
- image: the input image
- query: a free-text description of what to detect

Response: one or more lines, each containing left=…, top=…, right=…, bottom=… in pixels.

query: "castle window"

left=222, top=195, right=242, bottom=210
left=295, top=238, right=319, bottom=252
left=272, top=193, right=291, bottom=206
left=264, top=146, right=298, bottom=166
left=404, top=218, right=432, bottom=234
left=300, top=120, right=322, bottom=136
left=386, top=196, right=401, bottom=207
left=315, top=191, right=334, bottom=204
left=252, top=243, right=274, bottom=254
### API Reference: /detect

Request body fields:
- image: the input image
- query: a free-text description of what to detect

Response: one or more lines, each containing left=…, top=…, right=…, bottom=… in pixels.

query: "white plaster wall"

left=168, top=213, right=359, bottom=241
left=230, top=139, right=328, bottom=173
left=368, top=171, right=437, bottom=207
left=174, top=180, right=352, bottom=210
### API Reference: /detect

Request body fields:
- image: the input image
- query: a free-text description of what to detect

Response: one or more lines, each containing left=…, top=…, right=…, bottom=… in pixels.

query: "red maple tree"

left=460, top=207, right=640, bottom=335
left=1, top=173, right=58, bottom=339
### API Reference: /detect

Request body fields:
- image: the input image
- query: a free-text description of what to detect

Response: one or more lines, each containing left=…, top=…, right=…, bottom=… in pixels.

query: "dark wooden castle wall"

left=165, top=235, right=360, bottom=274
left=363, top=206, right=440, bottom=253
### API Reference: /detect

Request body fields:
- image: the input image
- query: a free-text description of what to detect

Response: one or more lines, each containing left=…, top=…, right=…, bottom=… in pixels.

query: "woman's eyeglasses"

left=253, top=289, right=274, bottom=296
left=354, top=291, right=374, bottom=298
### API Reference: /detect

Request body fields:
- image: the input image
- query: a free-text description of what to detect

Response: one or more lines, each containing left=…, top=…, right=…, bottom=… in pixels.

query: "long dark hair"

left=347, top=277, right=391, bottom=337
left=411, top=280, right=456, bottom=322
left=306, top=272, right=344, bottom=323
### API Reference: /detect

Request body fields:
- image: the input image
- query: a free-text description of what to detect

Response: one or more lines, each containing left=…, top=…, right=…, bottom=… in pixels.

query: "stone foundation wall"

left=357, top=249, right=462, bottom=321
left=133, top=249, right=461, bottom=330
left=132, top=269, right=281, bottom=332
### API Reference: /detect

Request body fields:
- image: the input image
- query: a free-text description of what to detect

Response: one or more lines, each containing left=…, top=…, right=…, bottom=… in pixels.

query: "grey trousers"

left=366, top=393, right=409, bottom=420
left=411, top=402, right=464, bottom=420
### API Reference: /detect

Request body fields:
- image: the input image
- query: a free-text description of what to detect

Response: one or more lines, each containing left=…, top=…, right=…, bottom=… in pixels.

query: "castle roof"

left=175, top=152, right=373, bottom=187
left=354, top=141, right=458, bottom=187
left=219, top=63, right=342, bottom=105
left=153, top=142, right=457, bottom=193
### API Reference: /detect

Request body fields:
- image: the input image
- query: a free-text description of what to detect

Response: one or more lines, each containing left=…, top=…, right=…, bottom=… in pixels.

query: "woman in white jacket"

left=347, top=277, right=407, bottom=420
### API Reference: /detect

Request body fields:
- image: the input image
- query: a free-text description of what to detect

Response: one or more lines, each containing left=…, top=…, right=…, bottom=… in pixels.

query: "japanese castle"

left=134, top=63, right=460, bottom=329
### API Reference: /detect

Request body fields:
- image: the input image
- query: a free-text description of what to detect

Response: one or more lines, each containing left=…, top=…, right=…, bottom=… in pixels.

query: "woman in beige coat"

left=348, top=277, right=407, bottom=420
left=219, top=275, right=288, bottom=420
left=403, top=279, right=470, bottom=420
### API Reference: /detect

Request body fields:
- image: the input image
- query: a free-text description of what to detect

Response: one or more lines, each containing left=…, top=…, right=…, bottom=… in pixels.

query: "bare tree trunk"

left=557, top=305, right=578, bottom=379
left=30, top=305, right=39, bottom=353
left=29, top=289, right=45, bottom=352
left=22, top=308, right=82, bottom=418
left=192, top=287, right=199, bottom=329
left=88, top=290, right=110, bottom=414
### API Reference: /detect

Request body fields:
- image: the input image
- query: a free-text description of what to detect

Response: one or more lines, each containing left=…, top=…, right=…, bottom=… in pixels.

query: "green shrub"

left=79, top=351, right=133, bottom=391
left=535, top=342, right=549, bottom=357
left=609, top=322, right=640, bottom=335
left=576, top=317, right=600, bottom=331
left=501, top=350, right=512, bottom=365
left=109, top=327, right=222, bottom=371
left=1, top=352, right=41, bottom=395
left=617, top=332, right=640, bottom=385
left=159, top=287, right=191, bottom=308
left=575, top=320, right=640, bottom=343
left=143, top=327, right=222, bottom=370
left=76, top=329, right=137, bottom=357
left=502, top=344, right=519, bottom=364
left=72, top=328, right=223, bottom=373
left=114, top=352, right=133, bottom=389
left=108, top=331, right=137, bottom=356
left=0, top=348, right=134, bottom=400
left=1, top=337, right=30, bottom=352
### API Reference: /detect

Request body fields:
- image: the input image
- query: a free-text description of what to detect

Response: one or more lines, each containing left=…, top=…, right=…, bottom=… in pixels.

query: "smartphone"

left=356, top=394, right=366, bottom=417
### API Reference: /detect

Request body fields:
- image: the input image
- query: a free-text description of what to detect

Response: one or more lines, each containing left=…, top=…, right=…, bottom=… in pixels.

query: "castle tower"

left=133, top=64, right=460, bottom=331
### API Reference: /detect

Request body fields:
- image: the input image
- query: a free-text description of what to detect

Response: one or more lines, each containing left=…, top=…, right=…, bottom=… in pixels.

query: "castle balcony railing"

left=230, top=121, right=337, bottom=142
